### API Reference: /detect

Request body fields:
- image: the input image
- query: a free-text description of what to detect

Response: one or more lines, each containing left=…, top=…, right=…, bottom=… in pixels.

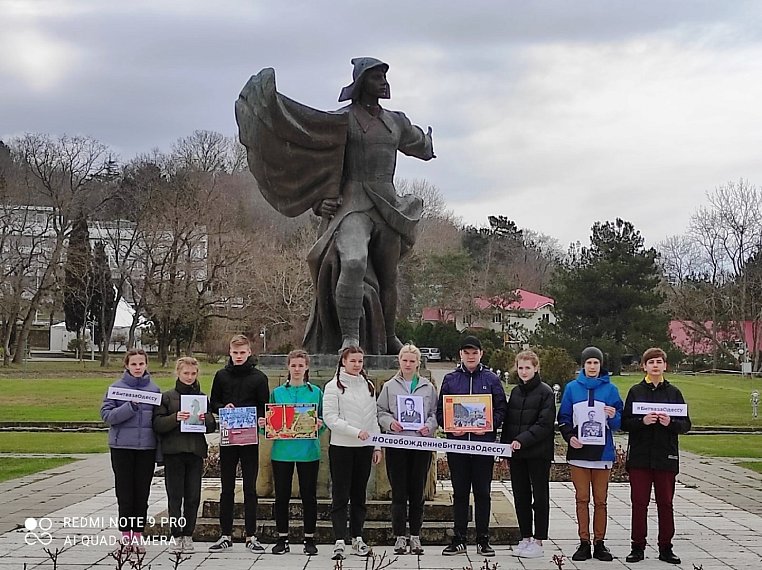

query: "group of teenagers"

left=100, top=334, right=691, bottom=564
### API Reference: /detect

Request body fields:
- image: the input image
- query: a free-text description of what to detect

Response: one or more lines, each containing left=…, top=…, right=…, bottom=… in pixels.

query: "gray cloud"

left=3, top=0, right=762, bottom=246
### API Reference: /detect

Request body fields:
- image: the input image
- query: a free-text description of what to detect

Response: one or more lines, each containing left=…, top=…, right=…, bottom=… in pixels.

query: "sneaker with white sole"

left=352, top=536, right=371, bottom=556
left=169, top=537, right=183, bottom=554
left=409, top=535, right=424, bottom=555
left=442, top=537, right=466, bottom=556
left=393, top=536, right=408, bottom=555
left=512, top=538, right=531, bottom=556
left=332, top=539, right=346, bottom=560
left=245, top=537, right=265, bottom=554
left=182, top=537, right=195, bottom=553
left=208, top=536, right=233, bottom=552
left=518, top=540, right=544, bottom=558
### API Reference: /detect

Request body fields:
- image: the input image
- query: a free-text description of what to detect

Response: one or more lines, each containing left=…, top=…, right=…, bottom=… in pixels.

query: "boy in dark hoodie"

left=208, top=335, right=269, bottom=553
left=557, top=347, right=623, bottom=562
left=621, top=347, right=691, bottom=565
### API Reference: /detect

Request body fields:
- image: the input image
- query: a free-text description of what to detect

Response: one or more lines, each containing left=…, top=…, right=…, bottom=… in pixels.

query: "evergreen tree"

left=63, top=217, right=93, bottom=356
left=537, top=218, right=670, bottom=373
left=91, top=242, right=116, bottom=354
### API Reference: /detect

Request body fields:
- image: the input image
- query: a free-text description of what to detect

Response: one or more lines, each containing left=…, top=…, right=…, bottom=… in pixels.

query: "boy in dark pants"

left=622, top=347, right=691, bottom=565
left=208, top=335, right=269, bottom=553
left=436, top=336, right=507, bottom=557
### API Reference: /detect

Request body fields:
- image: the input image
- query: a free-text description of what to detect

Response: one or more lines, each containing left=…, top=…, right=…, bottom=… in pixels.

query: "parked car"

left=420, top=347, right=441, bottom=361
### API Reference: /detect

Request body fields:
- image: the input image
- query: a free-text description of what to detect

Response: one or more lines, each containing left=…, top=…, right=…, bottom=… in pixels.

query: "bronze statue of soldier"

left=236, top=58, right=435, bottom=354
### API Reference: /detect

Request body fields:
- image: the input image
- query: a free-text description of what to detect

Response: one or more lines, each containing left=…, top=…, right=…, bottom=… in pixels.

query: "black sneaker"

left=271, top=537, right=289, bottom=555
left=571, top=540, right=591, bottom=561
left=476, top=537, right=495, bottom=557
left=593, top=540, right=613, bottom=561
left=442, top=537, right=466, bottom=556
left=208, top=536, right=233, bottom=552
left=658, top=548, right=681, bottom=564
left=626, top=546, right=645, bottom=563
left=303, top=537, right=318, bottom=556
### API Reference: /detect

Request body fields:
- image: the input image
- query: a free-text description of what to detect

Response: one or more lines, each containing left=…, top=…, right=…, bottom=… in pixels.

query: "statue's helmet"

left=338, top=57, right=389, bottom=102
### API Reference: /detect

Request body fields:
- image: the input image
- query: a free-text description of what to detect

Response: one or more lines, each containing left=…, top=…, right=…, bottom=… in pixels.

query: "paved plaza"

left=1, top=450, right=761, bottom=570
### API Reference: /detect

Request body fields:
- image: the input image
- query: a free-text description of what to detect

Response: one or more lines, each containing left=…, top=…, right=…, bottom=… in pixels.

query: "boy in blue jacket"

left=557, top=347, right=623, bottom=562
left=436, top=336, right=507, bottom=558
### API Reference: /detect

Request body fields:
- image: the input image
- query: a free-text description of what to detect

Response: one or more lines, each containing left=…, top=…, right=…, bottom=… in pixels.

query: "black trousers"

left=110, top=448, right=155, bottom=532
left=219, top=444, right=259, bottom=536
left=447, top=452, right=494, bottom=540
left=163, top=452, right=203, bottom=538
left=510, top=457, right=551, bottom=540
left=272, top=460, right=320, bottom=535
left=384, top=448, right=432, bottom=536
left=329, top=445, right=374, bottom=540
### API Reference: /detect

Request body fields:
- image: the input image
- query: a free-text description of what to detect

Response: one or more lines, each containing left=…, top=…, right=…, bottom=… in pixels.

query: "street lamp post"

left=259, top=326, right=267, bottom=354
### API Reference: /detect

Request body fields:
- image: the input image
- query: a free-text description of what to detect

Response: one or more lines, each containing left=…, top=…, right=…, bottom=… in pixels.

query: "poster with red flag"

left=265, top=403, right=318, bottom=440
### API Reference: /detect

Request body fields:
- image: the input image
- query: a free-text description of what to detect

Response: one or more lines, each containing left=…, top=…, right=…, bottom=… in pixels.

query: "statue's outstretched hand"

left=318, top=198, right=340, bottom=218
left=427, top=126, right=436, bottom=158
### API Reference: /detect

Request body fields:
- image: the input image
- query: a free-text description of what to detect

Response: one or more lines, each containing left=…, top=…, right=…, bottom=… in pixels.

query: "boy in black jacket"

left=621, top=347, right=691, bottom=565
left=208, top=335, right=269, bottom=554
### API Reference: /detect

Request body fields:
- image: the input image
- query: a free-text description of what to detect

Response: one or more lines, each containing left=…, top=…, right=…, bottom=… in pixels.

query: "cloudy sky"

left=3, top=0, right=762, bottom=248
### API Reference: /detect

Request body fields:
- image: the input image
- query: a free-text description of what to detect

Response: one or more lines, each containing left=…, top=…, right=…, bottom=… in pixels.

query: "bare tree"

left=8, top=134, right=111, bottom=363
left=661, top=180, right=762, bottom=370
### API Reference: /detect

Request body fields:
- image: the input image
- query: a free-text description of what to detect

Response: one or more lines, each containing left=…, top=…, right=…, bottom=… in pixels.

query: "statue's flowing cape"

left=235, top=68, right=348, bottom=217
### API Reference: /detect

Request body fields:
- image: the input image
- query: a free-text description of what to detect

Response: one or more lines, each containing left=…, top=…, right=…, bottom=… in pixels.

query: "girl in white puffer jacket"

left=323, top=346, right=382, bottom=560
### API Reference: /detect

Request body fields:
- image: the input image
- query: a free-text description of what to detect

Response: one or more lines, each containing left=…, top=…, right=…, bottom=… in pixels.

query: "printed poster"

left=265, top=403, right=318, bottom=440
left=396, top=394, right=425, bottom=430
left=180, top=395, right=207, bottom=433
left=442, top=394, right=493, bottom=433
left=219, top=406, right=258, bottom=445
left=574, top=401, right=606, bottom=445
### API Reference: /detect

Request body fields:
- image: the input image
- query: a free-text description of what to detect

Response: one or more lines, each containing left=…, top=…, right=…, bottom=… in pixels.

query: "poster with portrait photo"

left=396, top=394, right=425, bottom=430
left=180, top=395, right=207, bottom=433
left=573, top=401, right=606, bottom=445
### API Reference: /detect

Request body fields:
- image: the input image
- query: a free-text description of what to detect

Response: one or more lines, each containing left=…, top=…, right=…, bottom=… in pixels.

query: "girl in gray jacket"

left=377, top=344, right=438, bottom=555
left=101, top=349, right=160, bottom=553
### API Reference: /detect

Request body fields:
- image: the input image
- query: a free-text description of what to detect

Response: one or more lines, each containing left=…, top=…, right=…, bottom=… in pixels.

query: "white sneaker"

left=169, top=537, right=183, bottom=554
left=512, top=538, right=531, bottom=556
left=394, top=536, right=408, bottom=555
left=182, top=536, right=195, bottom=553
left=332, top=539, right=346, bottom=560
left=352, top=536, right=371, bottom=556
left=409, top=535, right=424, bottom=555
left=518, top=540, right=544, bottom=559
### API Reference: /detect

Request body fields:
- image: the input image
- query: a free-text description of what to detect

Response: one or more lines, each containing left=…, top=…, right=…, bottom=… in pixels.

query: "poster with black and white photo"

left=573, top=401, right=606, bottom=445
left=396, top=394, right=425, bottom=430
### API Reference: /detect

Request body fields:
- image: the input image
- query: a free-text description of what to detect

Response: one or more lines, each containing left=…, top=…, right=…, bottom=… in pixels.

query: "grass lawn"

left=679, top=435, right=762, bottom=458
left=0, top=432, right=108, bottom=453
left=611, top=373, right=762, bottom=427
left=0, top=365, right=391, bottom=422
left=737, top=462, right=762, bottom=474
left=0, top=457, right=78, bottom=483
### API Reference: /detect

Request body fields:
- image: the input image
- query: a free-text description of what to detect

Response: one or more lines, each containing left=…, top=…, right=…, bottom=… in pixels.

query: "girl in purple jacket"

left=101, top=349, right=160, bottom=553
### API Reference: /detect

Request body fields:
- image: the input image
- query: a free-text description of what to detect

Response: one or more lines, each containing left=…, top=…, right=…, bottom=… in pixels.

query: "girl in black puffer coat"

left=500, top=350, right=556, bottom=559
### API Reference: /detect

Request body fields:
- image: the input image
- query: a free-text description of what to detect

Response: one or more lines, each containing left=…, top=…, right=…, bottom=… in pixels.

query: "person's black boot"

left=658, top=547, right=681, bottom=564
left=593, top=540, right=613, bottom=561
left=571, top=540, right=592, bottom=561
left=626, top=545, right=645, bottom=563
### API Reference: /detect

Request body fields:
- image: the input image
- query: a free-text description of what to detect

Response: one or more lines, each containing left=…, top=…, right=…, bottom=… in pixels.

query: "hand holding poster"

left=219, top=406, right=258, bottom=445
left=265, top=403, right=318, bottom=439
left=442, top=395, right=493, bottom=433
left=396, top=394, right=424, bottom=430
left=180, top=395, right=207, bottom=433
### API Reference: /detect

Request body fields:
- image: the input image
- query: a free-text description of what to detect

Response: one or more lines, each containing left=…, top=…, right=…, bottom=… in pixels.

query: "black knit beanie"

left=580, top=346, right=604, bottom=364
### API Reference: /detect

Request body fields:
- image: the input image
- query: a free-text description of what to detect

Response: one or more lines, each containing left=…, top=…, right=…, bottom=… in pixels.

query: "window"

left=492, top=313, right=502, bottom=324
